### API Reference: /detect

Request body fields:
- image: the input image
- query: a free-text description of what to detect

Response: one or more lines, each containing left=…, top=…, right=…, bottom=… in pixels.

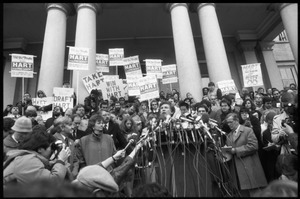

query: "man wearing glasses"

left=223, top=113, right=267, bottom=197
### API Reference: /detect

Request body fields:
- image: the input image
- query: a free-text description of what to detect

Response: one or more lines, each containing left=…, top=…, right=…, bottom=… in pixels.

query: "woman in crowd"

left=242, top=98, right=261, bottom=121
left=119, top=116, right=140, bottom=196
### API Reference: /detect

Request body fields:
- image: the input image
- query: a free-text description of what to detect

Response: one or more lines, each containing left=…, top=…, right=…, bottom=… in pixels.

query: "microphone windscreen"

left=201, top=113, right=210, bottom=124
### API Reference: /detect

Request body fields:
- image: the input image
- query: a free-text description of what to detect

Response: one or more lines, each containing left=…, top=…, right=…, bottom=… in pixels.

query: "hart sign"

left=96, top=54, right=109, bottom=73
left=82, top=72, right=105, bottom=93
left=162, top=64, right=178, bottom=84
left=67, top=47, right=89, bottom=70
left=145, top=59, right=163, bottom=79
left=101, top=79, right=125, bottom=100
left=53, top=87, right=74, bottom=112
left=138, top=75, right=159, bottom=101
left=123, top=56, right=143, bottom=78
left=11, top=54, right=34, bottom=78
left=109, top=48, right=124, bottom=66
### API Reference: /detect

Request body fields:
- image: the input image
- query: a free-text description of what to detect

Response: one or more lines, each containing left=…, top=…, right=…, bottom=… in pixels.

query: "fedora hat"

left=11, top=116, right=32, bottom=133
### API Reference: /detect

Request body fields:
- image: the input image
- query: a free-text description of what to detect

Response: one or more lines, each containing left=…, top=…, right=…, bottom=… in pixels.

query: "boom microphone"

left=124, top=139, right=134, bottom=150
left=179, top=115, right=194, bottom=123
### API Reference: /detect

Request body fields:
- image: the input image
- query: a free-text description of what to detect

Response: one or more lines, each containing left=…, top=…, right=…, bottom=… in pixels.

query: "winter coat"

left=226, top=125, right=268, bottom=190
left=3, top=149, right=67, bottom=187
left=75, top=133, right=116, bottom=172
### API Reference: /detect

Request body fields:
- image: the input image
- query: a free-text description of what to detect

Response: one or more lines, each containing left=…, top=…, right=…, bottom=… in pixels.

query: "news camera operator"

left=271, top=91, right=297, bottom=154
left=4, top=127, right=71, bottom=187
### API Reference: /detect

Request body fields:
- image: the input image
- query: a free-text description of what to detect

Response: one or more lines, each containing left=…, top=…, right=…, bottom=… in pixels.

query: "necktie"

left=73, top=129, right=77, bottom=139
left=104, top=124, right=108, bottom=133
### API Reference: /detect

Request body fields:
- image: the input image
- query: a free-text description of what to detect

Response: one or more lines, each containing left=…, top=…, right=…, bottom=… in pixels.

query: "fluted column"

left=72, top=3, right=101, bottom=104
left=166, top=3, right=203, bottom=101
left=38, top=3, right=75, bottom=97
left=278, top=3, right=298, bottom=65
left=196, top=3, right=232, bottom=83
left=259, top=41, right=283, bottom=90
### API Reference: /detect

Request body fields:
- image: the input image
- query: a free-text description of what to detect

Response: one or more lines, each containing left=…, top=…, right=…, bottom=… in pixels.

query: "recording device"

left=179, top=115, right=194, bottom=123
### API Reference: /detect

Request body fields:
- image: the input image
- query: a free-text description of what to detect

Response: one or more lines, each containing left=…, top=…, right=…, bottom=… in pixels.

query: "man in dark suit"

left=100, top=110, right=130, bottom=153
left=71, top=114, right=89, bottom=140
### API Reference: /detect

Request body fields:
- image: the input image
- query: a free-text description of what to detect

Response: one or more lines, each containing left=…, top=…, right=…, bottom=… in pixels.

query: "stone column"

left=38, top=3, right=75, bottom=97
left=278, top=3, right=298, bottom=65
left=166, top=3, right=203, bottom=101
left=259, top=41, right=283, bottom=90
left=72, top=3, right=101, bottom=104
left=196, top=3, right=232, bottom=83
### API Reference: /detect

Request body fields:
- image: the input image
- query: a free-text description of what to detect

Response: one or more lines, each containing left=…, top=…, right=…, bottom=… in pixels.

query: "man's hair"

left=179, top=101, right=189, bottom=109
left=88, top=114, right=104, bottom=129
left=130, top=103, right=140, bottom=114
left=159, top=101, right=175, bottom=114
left=196, top=104, right=208, bottom=112
left=220, top=99, right=231, bottom=107
left=208, top=82, right=215, bottom=87
left=19, top=127, right=56, bottom=152
left=225, top=112, right=239, bottom=122
left=55, top=116, right=72, bottom=128
left=25, top=109, right=37, bottom=118
left=100, top=101, right=109, bottom=108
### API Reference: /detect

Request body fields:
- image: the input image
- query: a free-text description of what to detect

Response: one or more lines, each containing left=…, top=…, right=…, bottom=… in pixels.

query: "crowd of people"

left=3, top=82, right=298, bottom=197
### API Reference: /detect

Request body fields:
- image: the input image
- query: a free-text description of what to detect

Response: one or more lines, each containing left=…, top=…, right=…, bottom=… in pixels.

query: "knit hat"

left=74, top=165, right=119, bottom=193
left=11, top=116, right=32, bottom=133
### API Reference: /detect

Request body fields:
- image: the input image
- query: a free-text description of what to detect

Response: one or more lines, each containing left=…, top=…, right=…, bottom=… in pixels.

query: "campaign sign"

left=109, top=48, right=124, bottom=66
left=145, top=59, right=163, bottom=79
left=82, top=72, right=105, bottom=93
left=53, top=87, right=74, bottom=112
left=67, top=47, right=89, bottom=70
left=32, top=97, right=53, bottom=121
left=101, top=79, right=125, bottom=100
left=11, top=54, right=34, bottom=78
left=96, top=54, right=109, bottom=73
left=162, top=64, right=178, bottom=84
left=126, top=75, right=141, bottom=96
left=138, top=75, right=159, bottom=101
left=217, top=79, right=238, bottom=94
left=241, top=63, right=263, bottom=87
left=123, top=56, right=143, bottom=78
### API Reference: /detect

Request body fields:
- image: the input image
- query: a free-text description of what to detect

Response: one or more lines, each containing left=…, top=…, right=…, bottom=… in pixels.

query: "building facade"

left=3, top=3, right=298, bottom=108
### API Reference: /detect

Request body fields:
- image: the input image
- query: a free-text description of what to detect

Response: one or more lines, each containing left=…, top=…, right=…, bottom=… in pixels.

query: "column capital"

left=238, top=41, right=258, bottom=52
left=74, top=3, right=102, bottom=15
left=45, top=3, right=76, bottom=16
left=165, top=3, right=189, bottom=13
left=259, top=41, right=275, bottom=51
left=278, top=3, right=297, bottom=12
left=190, top=3, right=216, bottom=13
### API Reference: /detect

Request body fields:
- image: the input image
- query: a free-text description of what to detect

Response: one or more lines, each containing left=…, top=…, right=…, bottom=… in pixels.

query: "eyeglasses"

left=152, top=104, right=157, bottom=106
left=198, top=110, right=206, bottom=113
